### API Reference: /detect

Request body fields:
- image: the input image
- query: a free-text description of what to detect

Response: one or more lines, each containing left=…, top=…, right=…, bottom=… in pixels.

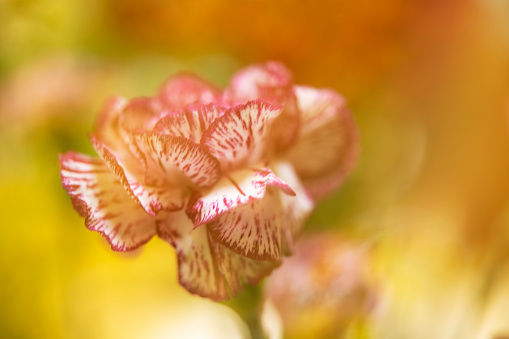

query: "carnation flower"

left=59, top=61, right=358, bottom=300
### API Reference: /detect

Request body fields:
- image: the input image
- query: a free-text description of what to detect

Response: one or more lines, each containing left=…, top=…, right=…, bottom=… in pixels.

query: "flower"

left=262, top=233, right=375, bottom=338
left=59, top=61, right=358, bottom=300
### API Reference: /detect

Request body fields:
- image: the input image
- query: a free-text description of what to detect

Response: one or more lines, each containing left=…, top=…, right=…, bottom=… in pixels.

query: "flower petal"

left=223, top=61, right=300, bottom=151
left=271, top=161, right=315, bottom=253
left=90, top=135, right=187, bottom=215
left=158, top=73, right=221, bottom=110
left=210, top=239, right=280, bottom=297
left=284, top=86, right=359, bottom=196
left=201, top=100, right=283, bottom=171
left=208, top=188, right=285, bottom=261
left=157, top=211, right=229, bottom=301
left=93, top=96, right=129, bottom=152
left=223, top=61, right=294, bottom=106
left=59, top=151, right=156, bottom=251
left=187, top=167, right=295, bottom=228
left=134, top=133, right=221, bottom=189
left=121, top=97, right=164, bottom=133
left=157, top=211, right=280, bottom=300
left=153, top=103, right=225, bottom=143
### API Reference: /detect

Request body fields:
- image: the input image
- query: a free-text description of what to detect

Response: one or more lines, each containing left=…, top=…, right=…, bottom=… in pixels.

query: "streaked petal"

left=223, top=61, right=300, bottom=151
left=157, top=211, right=229, bottom=301
left=90, top=135, right=187, bottom=215
left=134, top=133, right=221, bottom=188
left=208, top=188, right=284, bottom=261
left=224, top=61, right=293, bottom=105
left=210, top=239, right=280, bottom=297
left=271, top=161, right=315, bottom=253
left=284, top=86, right=359, bottom=193
left=157, top=211, right=280, bottom=300
left=187, top=167, right=295, bottom=227
left=154, top=103, right=225, bottom=143
left=201, top=100, right=283, bottom=170
left=158, top=73, right=221, bottom=109
left=59, top=152, right=156, bottom=251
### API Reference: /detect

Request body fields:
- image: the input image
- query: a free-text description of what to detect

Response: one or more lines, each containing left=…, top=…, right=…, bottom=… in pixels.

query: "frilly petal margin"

left=59, top=152, right=156, bottom=251
left=157, top=73, right=221, bottom=110
left=201, top=100, right=283, bottom=171
left=207, top=188, right=285, bottom=261
left=90, top=135, right=187, bottom=215
left=187, top=167, right=295, bottom=228
left=284, top=86, right=359, bottom=199
left=157, top=211, right=280, bottom=300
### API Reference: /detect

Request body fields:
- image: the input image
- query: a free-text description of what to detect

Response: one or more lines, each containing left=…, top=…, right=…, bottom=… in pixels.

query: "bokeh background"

left=2, top=0, right=509, bottom=338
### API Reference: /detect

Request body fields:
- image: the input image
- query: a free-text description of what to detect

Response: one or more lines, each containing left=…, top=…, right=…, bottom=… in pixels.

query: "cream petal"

left=210, top=238, right=280, bottom=297
left=271, top=161, right=315, bottom=253
left=134, top=133, right=221, bottom=189
left=201, top=100, right=283, bottom=171
left=157, top=211, right=280, bottom=300
left=187, top=167, right=295, bottom=228
left=157, top=211, right=229, bottom=301
left=207, top=188, right=285, bottom=261
left=153, top=103, right=225, bottom=144
left=59, top=152, right=156, bottom=251
left=90, top=135, right=187, bottom=215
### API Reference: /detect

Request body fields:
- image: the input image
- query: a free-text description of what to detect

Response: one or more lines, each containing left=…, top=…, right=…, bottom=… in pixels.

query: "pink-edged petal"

left=223, top=61, right=293, bottom=106
left=59, top=151, right=156, bottom=251
left=153, top=103, right=225, bottom=143
left=134, top=133, right=221, bottom=189
left=90, top=135, right=187, bottom=215
left=157, top=211, right=229, bottom=301
left=210, top=238, right=280, bottom=297
left=158, top=73, right=221, bottom=109
left=187, top=167, right=295, bottom=228
left=201, top=100, right=283, bottom=171
left=284, top=86, right=359, bottom=192
left=223, top=61, right=300, bottom=152
left=208, top=188, right=284, bottom=261
left=157, top=211, right=280, bottom=300
left=271, top=161, right=315, bottom=253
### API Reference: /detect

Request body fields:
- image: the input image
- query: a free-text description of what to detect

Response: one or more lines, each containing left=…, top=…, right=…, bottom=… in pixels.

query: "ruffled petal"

left=153, top=103, right=225, bottom=143
left=157, top=211, right=280, bottom=300
left=210, top=239, right=280, bottom=297
left=187, top=167, right=295, bottom=228
left=284, top=86, right=359, bottom=197
left=90, top=135, right=187, bottom=215
left=59, top=152, right=156, bottom=251
left=157, top=211, right=229, bottom=301
left=223, top=61, right=300, bottom=151
left=158, top=73, right=221, bottom=110
left=134, top=133, right=221, bottom=189
left=208, top=188, right=285, bottom=261
left=201, top=100, right=283, bottom=171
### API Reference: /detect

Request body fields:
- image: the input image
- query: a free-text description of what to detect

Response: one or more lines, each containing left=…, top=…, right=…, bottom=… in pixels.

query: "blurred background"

left=1, top=0, right=509, bottom=338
